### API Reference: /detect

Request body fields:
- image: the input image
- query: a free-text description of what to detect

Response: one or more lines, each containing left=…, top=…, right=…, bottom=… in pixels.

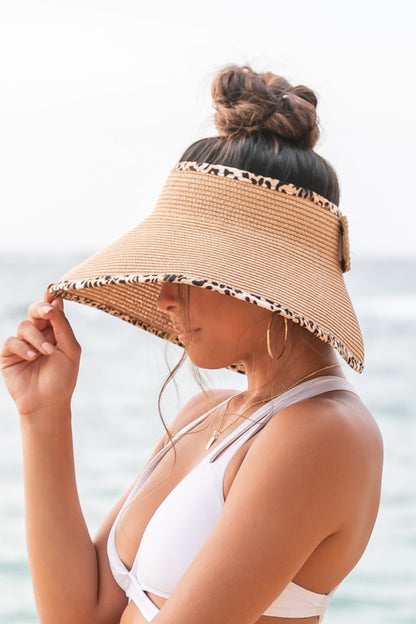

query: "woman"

left=1, top=65, right=383, bottom=624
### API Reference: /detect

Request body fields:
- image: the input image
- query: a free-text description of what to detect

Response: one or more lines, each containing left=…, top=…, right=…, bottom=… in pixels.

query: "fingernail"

left=40, top=305, right=53, bottom=314
left=27, top=350, right=36, bottom=358
left=41, top=342, right=54, bottom=354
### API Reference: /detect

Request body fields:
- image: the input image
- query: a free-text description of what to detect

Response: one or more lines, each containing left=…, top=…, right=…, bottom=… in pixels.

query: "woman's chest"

left=115, top=429, right=216, bottom=570
left=115, top=428, right=251, bottom=573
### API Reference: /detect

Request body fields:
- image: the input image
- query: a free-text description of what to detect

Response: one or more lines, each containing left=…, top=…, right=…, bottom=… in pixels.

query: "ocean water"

left=0, top=253, right=415, bottom=623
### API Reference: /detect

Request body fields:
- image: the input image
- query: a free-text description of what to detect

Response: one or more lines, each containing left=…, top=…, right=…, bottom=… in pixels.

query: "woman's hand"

left=1, top=288, right=81, bottom=417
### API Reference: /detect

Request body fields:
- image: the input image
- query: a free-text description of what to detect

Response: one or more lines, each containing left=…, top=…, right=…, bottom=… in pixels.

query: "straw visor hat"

left=50, top=161, right=364, bottom=373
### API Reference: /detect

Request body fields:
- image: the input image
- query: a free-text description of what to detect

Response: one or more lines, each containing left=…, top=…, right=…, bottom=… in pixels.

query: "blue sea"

left=0, top=253, right=415, bottom=623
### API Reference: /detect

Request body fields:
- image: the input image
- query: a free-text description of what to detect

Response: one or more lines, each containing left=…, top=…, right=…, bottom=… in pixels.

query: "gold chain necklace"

left=205, top=363, right=340, bottom=450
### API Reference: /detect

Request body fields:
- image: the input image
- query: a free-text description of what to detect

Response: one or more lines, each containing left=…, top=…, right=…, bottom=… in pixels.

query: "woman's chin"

left=186, top=350, right=239, bottom=371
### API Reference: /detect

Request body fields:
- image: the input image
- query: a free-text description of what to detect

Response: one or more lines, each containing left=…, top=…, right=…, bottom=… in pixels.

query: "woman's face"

left=157, top=283, right=273, bottom=370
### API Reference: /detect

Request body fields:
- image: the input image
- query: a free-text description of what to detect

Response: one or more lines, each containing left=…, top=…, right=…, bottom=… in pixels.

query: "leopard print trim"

left=50, top=273, right=363, bottom=373
left=174, top=161, right=342, bottom=218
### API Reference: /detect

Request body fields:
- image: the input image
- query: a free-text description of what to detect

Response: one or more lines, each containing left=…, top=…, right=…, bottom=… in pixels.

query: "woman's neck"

left=241, top=330, right=342, bottom=402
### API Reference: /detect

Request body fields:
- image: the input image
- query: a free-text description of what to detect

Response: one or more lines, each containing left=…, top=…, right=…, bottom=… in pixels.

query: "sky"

left=0, top=0, right=415, bottom=257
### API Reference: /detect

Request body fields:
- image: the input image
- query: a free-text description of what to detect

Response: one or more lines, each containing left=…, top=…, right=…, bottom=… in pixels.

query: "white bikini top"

left=108, top=376, right=356, bottom=622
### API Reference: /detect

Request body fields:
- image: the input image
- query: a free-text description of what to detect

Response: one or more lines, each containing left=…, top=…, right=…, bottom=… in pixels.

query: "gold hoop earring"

left=266, top=314, right=288, bottom=360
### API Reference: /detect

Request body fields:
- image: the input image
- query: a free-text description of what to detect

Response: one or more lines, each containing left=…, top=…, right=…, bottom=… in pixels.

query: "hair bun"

left=212, top=65, right=319, bottom=148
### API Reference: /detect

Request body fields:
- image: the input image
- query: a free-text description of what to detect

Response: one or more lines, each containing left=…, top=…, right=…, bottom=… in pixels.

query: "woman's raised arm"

left=1, top=292, right=127, bottom=624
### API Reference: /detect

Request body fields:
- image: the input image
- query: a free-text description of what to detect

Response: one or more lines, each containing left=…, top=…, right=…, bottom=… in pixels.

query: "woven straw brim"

left=50, top=167, right=364, bottom=373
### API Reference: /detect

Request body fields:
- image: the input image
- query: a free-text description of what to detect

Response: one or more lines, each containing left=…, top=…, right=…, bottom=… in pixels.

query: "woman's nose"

left=157, top=282, right=178, bottom=313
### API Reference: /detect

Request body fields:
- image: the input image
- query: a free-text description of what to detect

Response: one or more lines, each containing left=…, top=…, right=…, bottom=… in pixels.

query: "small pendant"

left=205, top=430, right=219, bottom=450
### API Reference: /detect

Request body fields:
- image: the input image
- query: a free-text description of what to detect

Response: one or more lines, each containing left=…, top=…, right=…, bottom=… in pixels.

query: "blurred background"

left=1, top=1, right=415, bottom=622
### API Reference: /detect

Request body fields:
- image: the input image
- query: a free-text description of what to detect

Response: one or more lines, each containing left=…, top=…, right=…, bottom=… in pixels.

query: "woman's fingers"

left=51, top=296, right=64, bottom=312
left=1, top=335, right=40, bottom=363
left=17, top=319, right=56, bottom=355
left=43, top=285, right=64, bottom=310
left=1, top=293, right=80, bottom=416
left=27, top=301, right=80, bottom=358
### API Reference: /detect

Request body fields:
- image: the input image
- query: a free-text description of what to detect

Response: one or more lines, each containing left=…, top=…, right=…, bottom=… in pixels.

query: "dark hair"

left=180, top=65, right=340, bottom=204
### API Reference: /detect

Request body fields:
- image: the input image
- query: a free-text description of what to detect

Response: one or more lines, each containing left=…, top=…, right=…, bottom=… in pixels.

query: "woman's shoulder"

left=264, top=387, right=381, bottom=450
left=249, top=387, right=383, bottom=492
left=291, top=388, right=380, bottom=443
